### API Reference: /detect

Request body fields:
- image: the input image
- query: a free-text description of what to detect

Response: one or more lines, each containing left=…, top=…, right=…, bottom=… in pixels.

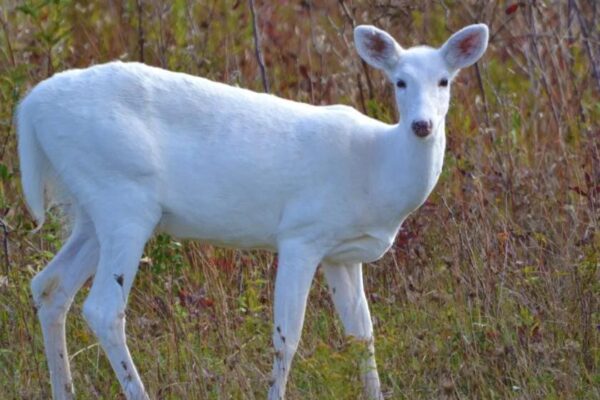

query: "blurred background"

left=0, top=0, right=598, bottom=399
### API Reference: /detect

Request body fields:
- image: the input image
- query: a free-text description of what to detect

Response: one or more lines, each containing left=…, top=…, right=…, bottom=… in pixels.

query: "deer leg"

left=322, top=262, right=382, bottom=400
left=31, top=214, right=99, bottom=400
left=268, top=241, right=322, bottom=400
left=81, top=215, right=158, bottom=400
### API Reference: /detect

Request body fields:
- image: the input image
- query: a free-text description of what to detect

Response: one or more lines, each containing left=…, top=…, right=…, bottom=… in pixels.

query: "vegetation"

left=0, top=0, right=598, bottom=398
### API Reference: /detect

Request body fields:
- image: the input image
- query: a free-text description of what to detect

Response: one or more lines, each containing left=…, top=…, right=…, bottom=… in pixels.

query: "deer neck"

left=376, top=119, right=446, bottom=220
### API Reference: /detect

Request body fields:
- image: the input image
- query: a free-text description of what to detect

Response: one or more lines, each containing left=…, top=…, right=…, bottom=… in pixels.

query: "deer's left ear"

left=441, top=24, right=489, bottom=70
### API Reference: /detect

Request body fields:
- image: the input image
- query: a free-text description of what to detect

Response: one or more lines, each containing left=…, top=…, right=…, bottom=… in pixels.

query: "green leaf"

left=0, top=164, right=9, bottom=181
left=16, top=5, right=38, bottom=17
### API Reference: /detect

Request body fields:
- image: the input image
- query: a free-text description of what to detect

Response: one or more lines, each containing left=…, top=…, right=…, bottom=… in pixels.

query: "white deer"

left=17, top=23, right=488, bottom=399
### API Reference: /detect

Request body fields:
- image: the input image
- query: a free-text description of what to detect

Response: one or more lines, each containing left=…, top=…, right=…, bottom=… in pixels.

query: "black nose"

left=412, top=120, right=433, bottom=137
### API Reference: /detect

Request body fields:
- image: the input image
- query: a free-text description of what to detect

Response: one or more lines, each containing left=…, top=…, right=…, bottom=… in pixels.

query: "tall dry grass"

left=0, top=1, right=598, bottom=399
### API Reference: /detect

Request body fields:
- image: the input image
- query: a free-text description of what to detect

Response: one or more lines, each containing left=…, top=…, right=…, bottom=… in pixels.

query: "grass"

left=0, top=0, right=598, bottom=399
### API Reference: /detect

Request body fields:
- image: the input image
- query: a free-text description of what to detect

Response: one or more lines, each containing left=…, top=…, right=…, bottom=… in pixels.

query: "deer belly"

left=325, top=234, right=395, bottom=264
left=157, top=203, right=279, bottom=250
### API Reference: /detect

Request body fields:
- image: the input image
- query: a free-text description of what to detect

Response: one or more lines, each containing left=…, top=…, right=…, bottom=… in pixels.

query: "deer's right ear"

left=354, top=25, right=401, bottom=72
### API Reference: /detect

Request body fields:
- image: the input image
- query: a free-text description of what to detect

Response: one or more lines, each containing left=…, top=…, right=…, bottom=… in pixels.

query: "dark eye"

left=396, top=80, right=406, bottom=89
left=439, top=78, right=449, bottom=87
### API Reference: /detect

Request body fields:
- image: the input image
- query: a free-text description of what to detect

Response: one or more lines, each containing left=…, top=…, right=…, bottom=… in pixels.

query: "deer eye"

left=439, top=78, right=449, bottom=87
left=396, top=79, right=407, bottom=89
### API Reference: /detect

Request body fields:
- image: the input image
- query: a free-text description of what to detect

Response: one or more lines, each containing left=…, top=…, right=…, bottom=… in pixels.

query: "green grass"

left=0, top=1, right=598, bottom=399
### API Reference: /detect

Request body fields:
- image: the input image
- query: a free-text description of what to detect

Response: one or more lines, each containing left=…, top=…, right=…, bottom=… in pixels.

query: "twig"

left=474, top=62, right=490, bottom=129
left=338, top=0, right=374, bottom=100
left=0, top=218, right=10, bottom=274
left=306, top=0, right=321, bottom=103
left=70, top=343, right=100, bottom=362
left=0, top=9, right=16, bottom=69
left=338, top=0, right=354, bottom=29
left=489, top=13, right=518, bottom=43
left=248, top=0, right=270, bottom=93
left=154, top=0, right=168, bottom=67
left=185, top=0, right=217, bottom=69
left=573, top=0, right=600, bottom=94
left=356, top=73, right=366, bottom=114
left=136, top=0, right=145, bottom=63
left=527, top=4, right=562, bottom=145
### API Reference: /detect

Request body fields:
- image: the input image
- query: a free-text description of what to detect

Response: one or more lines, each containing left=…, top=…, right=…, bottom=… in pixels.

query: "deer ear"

left=441, top=24, right=489, bottom=70
left=354, top=25, right=402, bottom=71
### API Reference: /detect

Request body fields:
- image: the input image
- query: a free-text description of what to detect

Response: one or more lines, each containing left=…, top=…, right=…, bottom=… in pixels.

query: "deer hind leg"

left=322, top=262, right=382, bottom=400
left=31, top=212, right=100, bottom=400
left=81, top=203, right=160, bottom=400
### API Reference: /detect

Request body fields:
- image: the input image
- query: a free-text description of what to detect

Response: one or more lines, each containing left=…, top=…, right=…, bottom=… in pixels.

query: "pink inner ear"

left=458, top=33, right=479, bottom=56
left=366, top=32, right=388, bottom=60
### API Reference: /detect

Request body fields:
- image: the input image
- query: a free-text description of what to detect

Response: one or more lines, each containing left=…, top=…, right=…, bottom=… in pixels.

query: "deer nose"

left=411, top=120, right=433, bottom=137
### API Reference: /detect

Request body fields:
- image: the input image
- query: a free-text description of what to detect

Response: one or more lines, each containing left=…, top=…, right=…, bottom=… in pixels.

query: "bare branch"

left=338, top=0, right=374, bottom=104
left=574, top=0, right=600, bottom=94
left=0, top=218, right=10, bottom=274
left=136, top=0, right=145, bottom=63
left=0, top=9, right=15, bottom=69
left=248, top=0, right=270, bottom=93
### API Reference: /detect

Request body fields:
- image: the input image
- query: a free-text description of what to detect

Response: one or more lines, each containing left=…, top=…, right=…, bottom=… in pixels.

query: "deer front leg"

left=268, top=241, right=321, bottom=400
left=322, top=262, right=383, bottom=400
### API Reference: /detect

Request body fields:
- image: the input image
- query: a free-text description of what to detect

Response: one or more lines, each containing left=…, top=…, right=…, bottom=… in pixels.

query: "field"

left=0, top=0, right=598, bottom=399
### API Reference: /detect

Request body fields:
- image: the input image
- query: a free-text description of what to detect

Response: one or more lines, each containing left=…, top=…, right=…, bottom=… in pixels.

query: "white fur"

left=18, top=24, right=488, bottom=400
